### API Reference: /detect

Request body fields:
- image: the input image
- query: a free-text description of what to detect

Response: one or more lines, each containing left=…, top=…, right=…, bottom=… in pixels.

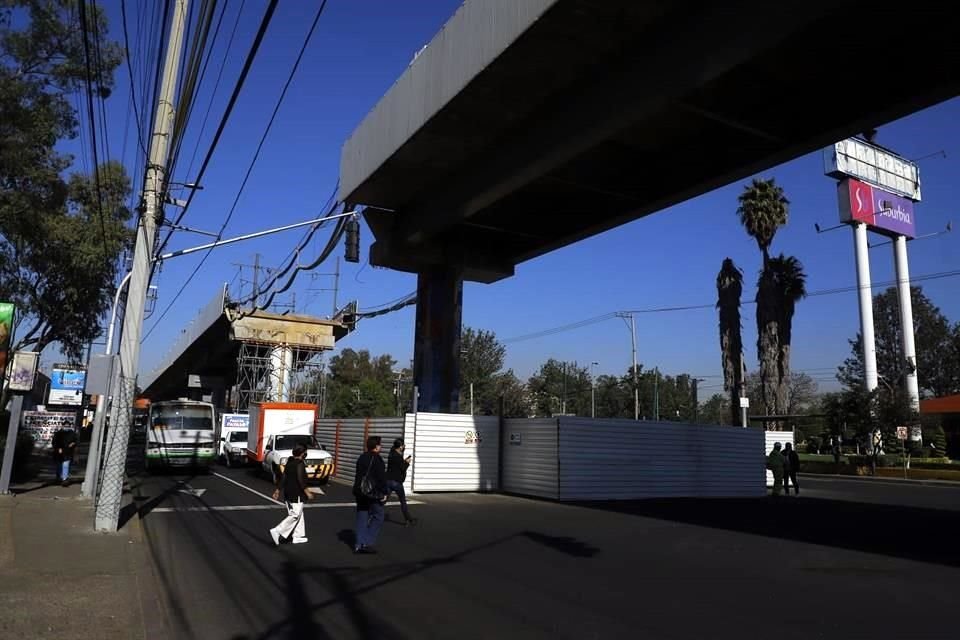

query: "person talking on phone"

left=386, top=438, right=416, bottom=525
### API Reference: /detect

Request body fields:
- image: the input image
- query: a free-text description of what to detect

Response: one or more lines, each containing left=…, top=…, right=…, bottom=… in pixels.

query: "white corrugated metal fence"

left=501, top=418, right=559, bottom=499
left=408, top=413, right=499, bottom=492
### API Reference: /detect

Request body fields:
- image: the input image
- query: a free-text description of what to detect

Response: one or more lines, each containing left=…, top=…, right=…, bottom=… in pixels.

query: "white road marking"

left=212, top=471, right=284, bottom=505
left=150, top=500, right=425, bottom=513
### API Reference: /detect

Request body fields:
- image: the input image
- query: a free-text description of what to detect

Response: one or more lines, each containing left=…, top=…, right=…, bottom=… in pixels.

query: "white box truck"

left=246, top=402, right=333, bottom=485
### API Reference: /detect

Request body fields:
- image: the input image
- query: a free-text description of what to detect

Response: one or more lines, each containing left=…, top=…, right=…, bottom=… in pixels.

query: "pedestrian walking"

left=51, top=427, right=78, bottom=487
left=783, top=442, right=800, bottom=495
left=269, top=445, right=310, bottom=546
left=766, top=442, right=785, bottom=497
left=386, top=438, right=416, bottom=525
left=353, top=435, right=387, bottom=554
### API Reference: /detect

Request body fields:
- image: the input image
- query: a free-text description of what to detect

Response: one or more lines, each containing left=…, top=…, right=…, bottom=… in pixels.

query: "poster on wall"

left=21, top=411, right=77, bottom=450
left=0, top=302, right=13, bottom=383
left=49, top=365, right=86, bottom=405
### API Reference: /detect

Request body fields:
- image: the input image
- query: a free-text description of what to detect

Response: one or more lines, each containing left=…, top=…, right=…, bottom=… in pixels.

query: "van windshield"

left=151, top=404, right=214, bottom=430
left=228, top=431, right=247, bottom=442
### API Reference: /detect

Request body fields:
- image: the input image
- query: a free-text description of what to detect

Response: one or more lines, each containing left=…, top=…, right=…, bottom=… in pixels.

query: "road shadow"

left=521, top=531, right=600, bottom=558
left=570, top=497, right=960, bottom=567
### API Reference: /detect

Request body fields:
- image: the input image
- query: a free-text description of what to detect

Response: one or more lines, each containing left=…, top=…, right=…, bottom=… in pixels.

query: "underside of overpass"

left=340, top=0, right=960, bottom=412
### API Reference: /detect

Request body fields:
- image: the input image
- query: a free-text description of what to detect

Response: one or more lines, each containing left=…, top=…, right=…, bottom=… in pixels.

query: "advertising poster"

left=8, top=351, right=39, bottom=392
left=0, top=302, right=13, bottom=382
left=21, top=411, right=77, bottom=450
left=49, top=366, right=86, bottom=406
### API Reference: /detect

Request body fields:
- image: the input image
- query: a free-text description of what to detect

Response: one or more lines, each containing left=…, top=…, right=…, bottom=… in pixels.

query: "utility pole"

left=653, top=366, right=660, bottom=421
left=233, top=253, right=271, bottom=307
left=307, top=256, right=340, bottom=315
left=616, top=312, right=639, bottom=420
left=94, top=0, right=190, bottom=532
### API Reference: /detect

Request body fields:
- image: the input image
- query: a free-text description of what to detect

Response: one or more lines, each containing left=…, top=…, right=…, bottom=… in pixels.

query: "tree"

left=745, top=371, right=818, bottom=417
left=492, top=370, right=528, bottom=418
left=323, top=349, right=398, bottom=417
left=527, top=359, right=591, bottom=417
left=736, top=178, right=806, bottom=426
left=838, top=286, right=960, bottom=398
left=458, top=326, right=507, bottom=414
left=737, top=177, right=789, bottom=263
left=716, top=257, right=745, bottom=425
left=699, top=393, right=731, bottom=426
left=1, top=1, right=125, bottom=360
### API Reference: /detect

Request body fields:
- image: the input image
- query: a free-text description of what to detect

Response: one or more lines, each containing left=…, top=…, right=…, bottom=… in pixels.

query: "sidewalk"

left=0, top=480, right=167, bottom=640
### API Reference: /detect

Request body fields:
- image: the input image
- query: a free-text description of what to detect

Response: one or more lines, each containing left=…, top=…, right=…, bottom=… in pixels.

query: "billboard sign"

left=0, top=302, right=13, bottom=382
left=837, top=178, right=916, bottom=239
left=49, top=366, right=86, bottom=405
left=825, top=137, right=920, bottom=201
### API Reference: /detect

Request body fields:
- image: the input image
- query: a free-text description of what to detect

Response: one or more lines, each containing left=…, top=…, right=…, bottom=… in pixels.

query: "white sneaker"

left=270, top=528, right=280, bottom=546
left=292, top=537, right=308, bottom=544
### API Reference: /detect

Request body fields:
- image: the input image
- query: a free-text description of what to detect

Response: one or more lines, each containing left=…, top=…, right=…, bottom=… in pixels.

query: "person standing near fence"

left=386, top=438, right=416, bottom=525
left=269, top=445, right=310, bottom=546
left=353, top=436, right=387, bottom=554
left=766, top=442, right=785, bottom=497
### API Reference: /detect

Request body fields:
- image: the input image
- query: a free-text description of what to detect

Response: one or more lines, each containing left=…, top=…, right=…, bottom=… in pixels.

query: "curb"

left=800, top=472, right=960, bottom=488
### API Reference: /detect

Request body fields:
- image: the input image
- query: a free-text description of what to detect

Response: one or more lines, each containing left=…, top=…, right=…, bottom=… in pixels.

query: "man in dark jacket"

left=51, top=427, right=78, bottom=487
left=353, top=436, right=387, bottom=554
left=269, top=445, right=310, bottom=546
left=783, top=442, right=801, bottom=495
left=386, top=438, right=415, bottom=525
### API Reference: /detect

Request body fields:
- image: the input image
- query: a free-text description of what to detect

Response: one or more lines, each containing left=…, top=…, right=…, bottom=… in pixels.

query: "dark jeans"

left=387, top=479, right=412, bottom=521
left=355, top=501, right=384, bottom=548
left=784, top=469, right=799, bottom=494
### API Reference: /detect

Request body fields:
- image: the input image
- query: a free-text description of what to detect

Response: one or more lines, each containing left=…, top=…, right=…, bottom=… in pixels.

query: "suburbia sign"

left=837, top=177, right=916, bottom=239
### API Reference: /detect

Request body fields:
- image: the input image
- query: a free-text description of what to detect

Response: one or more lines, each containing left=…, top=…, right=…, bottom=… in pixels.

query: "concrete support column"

left=413, top=266, right=463, bottom=413
left=270, top=345, right=293, bottom=402
left=893, top=235, right=920, bottom=411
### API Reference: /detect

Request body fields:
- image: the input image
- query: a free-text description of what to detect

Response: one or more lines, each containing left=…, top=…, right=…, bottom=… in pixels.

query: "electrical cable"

left=503, top=268, right=960, bottom=343
left=144, top=0, right=326, bottom=341
left=120, top=0, right=153, bottom=159
left=151, top=0, right=279, bottom=265
left=77, top=0, right=111, bottom=268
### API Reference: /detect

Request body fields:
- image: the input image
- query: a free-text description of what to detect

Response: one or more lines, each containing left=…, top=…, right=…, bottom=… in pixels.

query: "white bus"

left=145, top=400, right=217, bottom=471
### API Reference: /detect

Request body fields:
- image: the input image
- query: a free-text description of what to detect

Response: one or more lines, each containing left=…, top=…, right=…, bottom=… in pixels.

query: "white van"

left=219, top=413, right=249, bottom=467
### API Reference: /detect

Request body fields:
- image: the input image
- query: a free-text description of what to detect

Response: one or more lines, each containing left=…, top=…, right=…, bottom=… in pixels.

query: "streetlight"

left=590, top=361, right=599, bottom=418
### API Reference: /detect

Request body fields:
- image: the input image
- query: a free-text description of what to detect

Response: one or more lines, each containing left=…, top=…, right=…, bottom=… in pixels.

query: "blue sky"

left=60, top=1, right=960, bottom=398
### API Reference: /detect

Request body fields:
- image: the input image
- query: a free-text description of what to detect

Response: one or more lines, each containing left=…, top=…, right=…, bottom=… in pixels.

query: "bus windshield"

left=151, top=404, right=214, bottom=431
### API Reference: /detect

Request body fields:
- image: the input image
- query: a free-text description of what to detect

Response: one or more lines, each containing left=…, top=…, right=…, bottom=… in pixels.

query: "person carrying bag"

left=352, top=436, right=387, bottom=554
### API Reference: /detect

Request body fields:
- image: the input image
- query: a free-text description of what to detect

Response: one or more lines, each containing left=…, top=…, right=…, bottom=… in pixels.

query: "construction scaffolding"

left=233, top=340, right=326, bottom=411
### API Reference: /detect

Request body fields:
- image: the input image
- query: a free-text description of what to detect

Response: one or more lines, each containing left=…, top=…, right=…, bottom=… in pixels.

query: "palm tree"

left=738, top=178, right=791, bottom=424
left=737, top=178, right=789, bottom=265
left=716, top=258, right=745, bottom=425
left=769, top=255, right=807, bottom=417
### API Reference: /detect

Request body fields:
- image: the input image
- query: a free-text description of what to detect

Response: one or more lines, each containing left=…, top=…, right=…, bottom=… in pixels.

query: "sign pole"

left=0, top=394, right=26, bottom=494
left=893, top=235, right=920, bottom=411
left=853, top=223, right=879, bottom=393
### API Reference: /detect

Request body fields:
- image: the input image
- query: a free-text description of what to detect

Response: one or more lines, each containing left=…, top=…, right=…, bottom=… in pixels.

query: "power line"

left=120, top=0, right=150, bottom=159
left=144, top=0, right=328, bottom=341
left=503, top=268, right=960, bottom=343
left=152, top=0, right=279, bottom=262
left=77, top=0, right=111, bottom=268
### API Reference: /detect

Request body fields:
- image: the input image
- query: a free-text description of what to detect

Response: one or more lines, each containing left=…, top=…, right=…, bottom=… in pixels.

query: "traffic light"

left=345, top=216, right=360, bottom=263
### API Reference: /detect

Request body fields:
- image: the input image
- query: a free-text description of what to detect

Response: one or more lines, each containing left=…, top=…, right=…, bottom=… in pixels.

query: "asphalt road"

left=132, top=468, right=960, bottom=640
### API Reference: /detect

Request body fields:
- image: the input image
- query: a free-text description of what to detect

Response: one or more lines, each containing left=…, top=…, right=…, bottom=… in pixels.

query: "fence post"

left=334, top=419, right=341, bottom=478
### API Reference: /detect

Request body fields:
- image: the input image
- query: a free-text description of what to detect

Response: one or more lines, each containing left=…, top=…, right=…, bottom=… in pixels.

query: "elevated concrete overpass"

left=339, top=0, right=960, bottom=412
left=141, top=286, right=350, bottom=407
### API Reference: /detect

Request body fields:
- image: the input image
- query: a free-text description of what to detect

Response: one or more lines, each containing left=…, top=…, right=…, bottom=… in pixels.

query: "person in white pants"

left=270, top=445, right=310, bottom=545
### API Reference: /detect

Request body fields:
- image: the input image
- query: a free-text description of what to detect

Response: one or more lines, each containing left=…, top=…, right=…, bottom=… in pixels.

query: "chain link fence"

left=94, top=374, right=137, bottom=531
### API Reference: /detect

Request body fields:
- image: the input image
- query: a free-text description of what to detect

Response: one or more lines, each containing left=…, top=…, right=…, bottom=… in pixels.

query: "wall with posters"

left=21, top=412, right=77, bottom=450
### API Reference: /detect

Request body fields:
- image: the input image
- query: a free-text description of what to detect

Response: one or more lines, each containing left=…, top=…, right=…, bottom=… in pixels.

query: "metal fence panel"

left=410, top=413, right=499, bottom=492
left=558, top=418, right=765, bottom=500
left=502, top=418, right=559, bottom=499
